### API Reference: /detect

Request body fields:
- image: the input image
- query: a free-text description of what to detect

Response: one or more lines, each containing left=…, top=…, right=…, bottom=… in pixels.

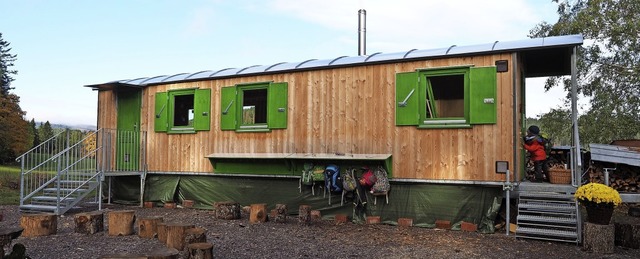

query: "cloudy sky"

left=1, top=0, right=570, bottom=126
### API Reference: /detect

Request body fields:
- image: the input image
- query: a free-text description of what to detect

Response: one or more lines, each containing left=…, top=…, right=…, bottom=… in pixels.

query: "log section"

left=584, top=222, right=615, bottom=254
left=138, top=216, right=164, bottom=238
left=20, top=213, right=57, bottom=237
left=165, top=222, right=195, bottom=251
left=187, top=242, right=213, bottom=259
left=249, top=203, right=267, bottom=224
left=74, top=211, right=104, bottom=234
left=108, top=210, right=136, bottom=236
left=213, top=201, right=241, bottom=220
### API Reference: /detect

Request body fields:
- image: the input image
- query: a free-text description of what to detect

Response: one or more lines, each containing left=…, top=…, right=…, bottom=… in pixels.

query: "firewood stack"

left=587, top=164, right=640, bottom=193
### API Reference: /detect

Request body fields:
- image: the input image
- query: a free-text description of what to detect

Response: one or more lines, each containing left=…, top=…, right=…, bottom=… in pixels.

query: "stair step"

left=518, top=203, right=576, bottom=212
left=19, top=204, right=58, bottom=213
left=31, top=196, right=76, bottom=204
left=516, top=226, right=578, bottom=239
left=519, top=192, right=575, bottom=200
left=518, top=214, right=577, bottom=224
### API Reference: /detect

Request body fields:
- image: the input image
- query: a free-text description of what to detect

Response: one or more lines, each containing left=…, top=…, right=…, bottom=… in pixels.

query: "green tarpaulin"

left=107, top=175, right=502, bottom=233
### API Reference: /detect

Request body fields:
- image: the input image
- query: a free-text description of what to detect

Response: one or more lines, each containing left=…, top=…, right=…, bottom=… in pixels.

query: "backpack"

left=301, top=163, right=315, bottom=186
left=342, top=168, right=357, bottom=192
left=360, top=167, right=376, bottom=188
left=371, top=166, right=390, bottom=193
left=301, top=164, right=326, bottom=186
left=324, top=164, right=342, bottom=193
left=539, top=133, right=553, bottom=157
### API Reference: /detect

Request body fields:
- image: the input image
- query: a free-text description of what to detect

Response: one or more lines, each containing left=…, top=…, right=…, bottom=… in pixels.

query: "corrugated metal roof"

left=86, top=34, right=583, bottom=88
left=590, top=143, right=640, bottom=167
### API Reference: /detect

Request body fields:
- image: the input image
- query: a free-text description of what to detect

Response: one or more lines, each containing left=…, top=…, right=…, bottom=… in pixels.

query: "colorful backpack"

left=371, top=166, right=390, bottom=193
left=301, top=164, right=326, bottom=185
left=324, top=164, right=343, bottom=193
left=342, top=168, right=357, bottom=192
left=360, top=166, right=376, bottom=188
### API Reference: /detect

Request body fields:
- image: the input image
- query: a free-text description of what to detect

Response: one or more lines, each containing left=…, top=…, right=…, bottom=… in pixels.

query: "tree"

left=0, top=92, right=30, bottom=163
left=530, top=0, right=640, bottom=144
left=0, top=33, right=18, bottom=95
left=39, top=121, right=55, bottom=144
left=29, top=118, right=40, bottom=148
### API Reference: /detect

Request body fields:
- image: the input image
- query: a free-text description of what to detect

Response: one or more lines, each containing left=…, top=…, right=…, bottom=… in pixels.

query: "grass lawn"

left=0, top=165, right=21, bottom=205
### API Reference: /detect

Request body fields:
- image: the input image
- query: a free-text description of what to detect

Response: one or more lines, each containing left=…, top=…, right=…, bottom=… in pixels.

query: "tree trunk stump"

left=187, top=242, right=213, bottom=259
left=157, top=222, right=167, bottom=244
left=74, top=211, right=104, bottom=234
left=615, top=221, right=640, bottom=249
left=272, top=204, right=287, bottom=223
left=143, top=201, right=155, bottom=208
left=144, top=247, right=180, bottom=259
left=334, top=214, right=348, bottom=224
left=250, top=203, right=268, bottom=224
left=165, top=223, right=195, bottom=251
left=298, top=205, right=311, bottom=225
left=138, top=216, right=163, bottom=239
left=213, top=201, right=241, bottom=220
left=184, top=227, right=207, bottom=249
left=20, top=213, right=57, bottom=237
left=108, top=210, right=136, bottom=236
left=584, top=222, right=615, bottom=254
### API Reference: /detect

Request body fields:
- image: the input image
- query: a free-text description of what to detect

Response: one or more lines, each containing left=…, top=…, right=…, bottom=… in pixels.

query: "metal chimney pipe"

left=358, top=9, right=366, bottom=56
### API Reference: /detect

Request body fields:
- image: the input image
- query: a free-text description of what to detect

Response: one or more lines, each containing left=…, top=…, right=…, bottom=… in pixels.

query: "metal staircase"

left=17, top=129, right=103, bottom=215
left=515, top=191, right=581, bottom=244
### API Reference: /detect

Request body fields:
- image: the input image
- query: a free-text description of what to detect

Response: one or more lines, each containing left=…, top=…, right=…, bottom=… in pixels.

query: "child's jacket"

left=524, top=136, right=546, bottom=161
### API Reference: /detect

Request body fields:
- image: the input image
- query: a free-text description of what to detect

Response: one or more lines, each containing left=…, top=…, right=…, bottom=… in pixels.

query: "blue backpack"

left=324, top=164, right=342, bottom=193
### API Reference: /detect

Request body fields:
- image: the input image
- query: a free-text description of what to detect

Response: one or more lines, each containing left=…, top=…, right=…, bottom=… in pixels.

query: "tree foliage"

left=0, top=92, right=30, bottom=163
left=530, top=0, right=640, bottom=144
left=0, top=33, right=17, bottom=95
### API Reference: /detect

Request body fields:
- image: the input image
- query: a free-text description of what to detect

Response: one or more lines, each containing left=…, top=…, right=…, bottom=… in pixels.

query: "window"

left=396, top=66, right=497, bottom=128
left=220, top=82, right=288, bottom=132
left=154, top=88, right=211, bottom=133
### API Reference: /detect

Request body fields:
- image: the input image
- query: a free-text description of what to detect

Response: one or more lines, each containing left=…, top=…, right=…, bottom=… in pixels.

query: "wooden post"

left=310, top=210, right=322, bottom=221
left=20, top=213, right=57, bottom=237
left=143, top=201, right=155, bottom=208
left=187, top=242, right=213, bottom=259
left=108, top=210, right=136, bottom=236
left=397, top=218, right=413, bottom=228
left=213, top=201, right=241, bottom=220
left=298, top=205, right=311, bottom=225
left=272, top=204, right=287, bottom=223
left=137, top=216, right=163, bottom=238
left=335, top=214, right=348, bottom=224
left=184, top=227, right=207, bottom=249
left=74, top=211, right=104, bottom=234
left=165, top=223, right=195, bottom=251
left=249, top=203, right=268, bottom=224
left=158, top=222, right=168, bottom=244
left=583, top=222, right=615, bottom=254
left=183, top=200, right=195, bottom=208
left=366, top=216, right=381, bottom=224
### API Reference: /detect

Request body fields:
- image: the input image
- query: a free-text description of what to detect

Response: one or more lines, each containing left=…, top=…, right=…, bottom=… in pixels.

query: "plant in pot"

left=574, top=183, right=622, bottom=225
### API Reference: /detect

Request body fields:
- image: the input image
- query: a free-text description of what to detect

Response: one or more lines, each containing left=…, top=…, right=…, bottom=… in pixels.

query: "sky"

left=1, top=0, right=573, bottom=126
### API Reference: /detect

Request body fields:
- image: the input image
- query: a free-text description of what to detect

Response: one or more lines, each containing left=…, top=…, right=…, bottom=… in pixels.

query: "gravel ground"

left=0, top=203, right=638, bottom=259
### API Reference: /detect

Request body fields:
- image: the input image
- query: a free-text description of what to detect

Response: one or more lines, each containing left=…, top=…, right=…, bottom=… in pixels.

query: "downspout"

left=571, top=46, right=582, bottom=187
left=570, top=45, right=583, bottom=244
left=358, top=9, right=366, bottom=56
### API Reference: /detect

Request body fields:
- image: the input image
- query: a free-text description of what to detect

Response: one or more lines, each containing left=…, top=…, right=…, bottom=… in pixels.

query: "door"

left=116, top=89, right=142, bottom=171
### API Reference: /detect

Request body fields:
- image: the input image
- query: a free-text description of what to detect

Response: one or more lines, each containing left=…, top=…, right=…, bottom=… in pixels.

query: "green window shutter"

left=267, top=82, right=288, bottom=129
left=469, top=66, right=497, bottom=124
left=154, top=91, right=168, bottom=132
left=395, top=72, right=420, bottom=125
left=193, top=88, right=211, bottom=131
left=220, top=86, right=237, bottom=130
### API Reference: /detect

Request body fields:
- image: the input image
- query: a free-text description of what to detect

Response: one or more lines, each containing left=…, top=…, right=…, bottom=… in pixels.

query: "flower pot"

left=585, top=205, right=614, bottom=225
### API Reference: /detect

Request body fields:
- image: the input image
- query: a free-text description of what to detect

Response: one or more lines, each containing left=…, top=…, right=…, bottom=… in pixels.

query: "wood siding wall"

left=97, top=53, right=517, bottom=181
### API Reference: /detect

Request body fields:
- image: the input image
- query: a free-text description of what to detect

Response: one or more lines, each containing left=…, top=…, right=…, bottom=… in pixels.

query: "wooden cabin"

left=86, top=34, right=583, bottom=233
